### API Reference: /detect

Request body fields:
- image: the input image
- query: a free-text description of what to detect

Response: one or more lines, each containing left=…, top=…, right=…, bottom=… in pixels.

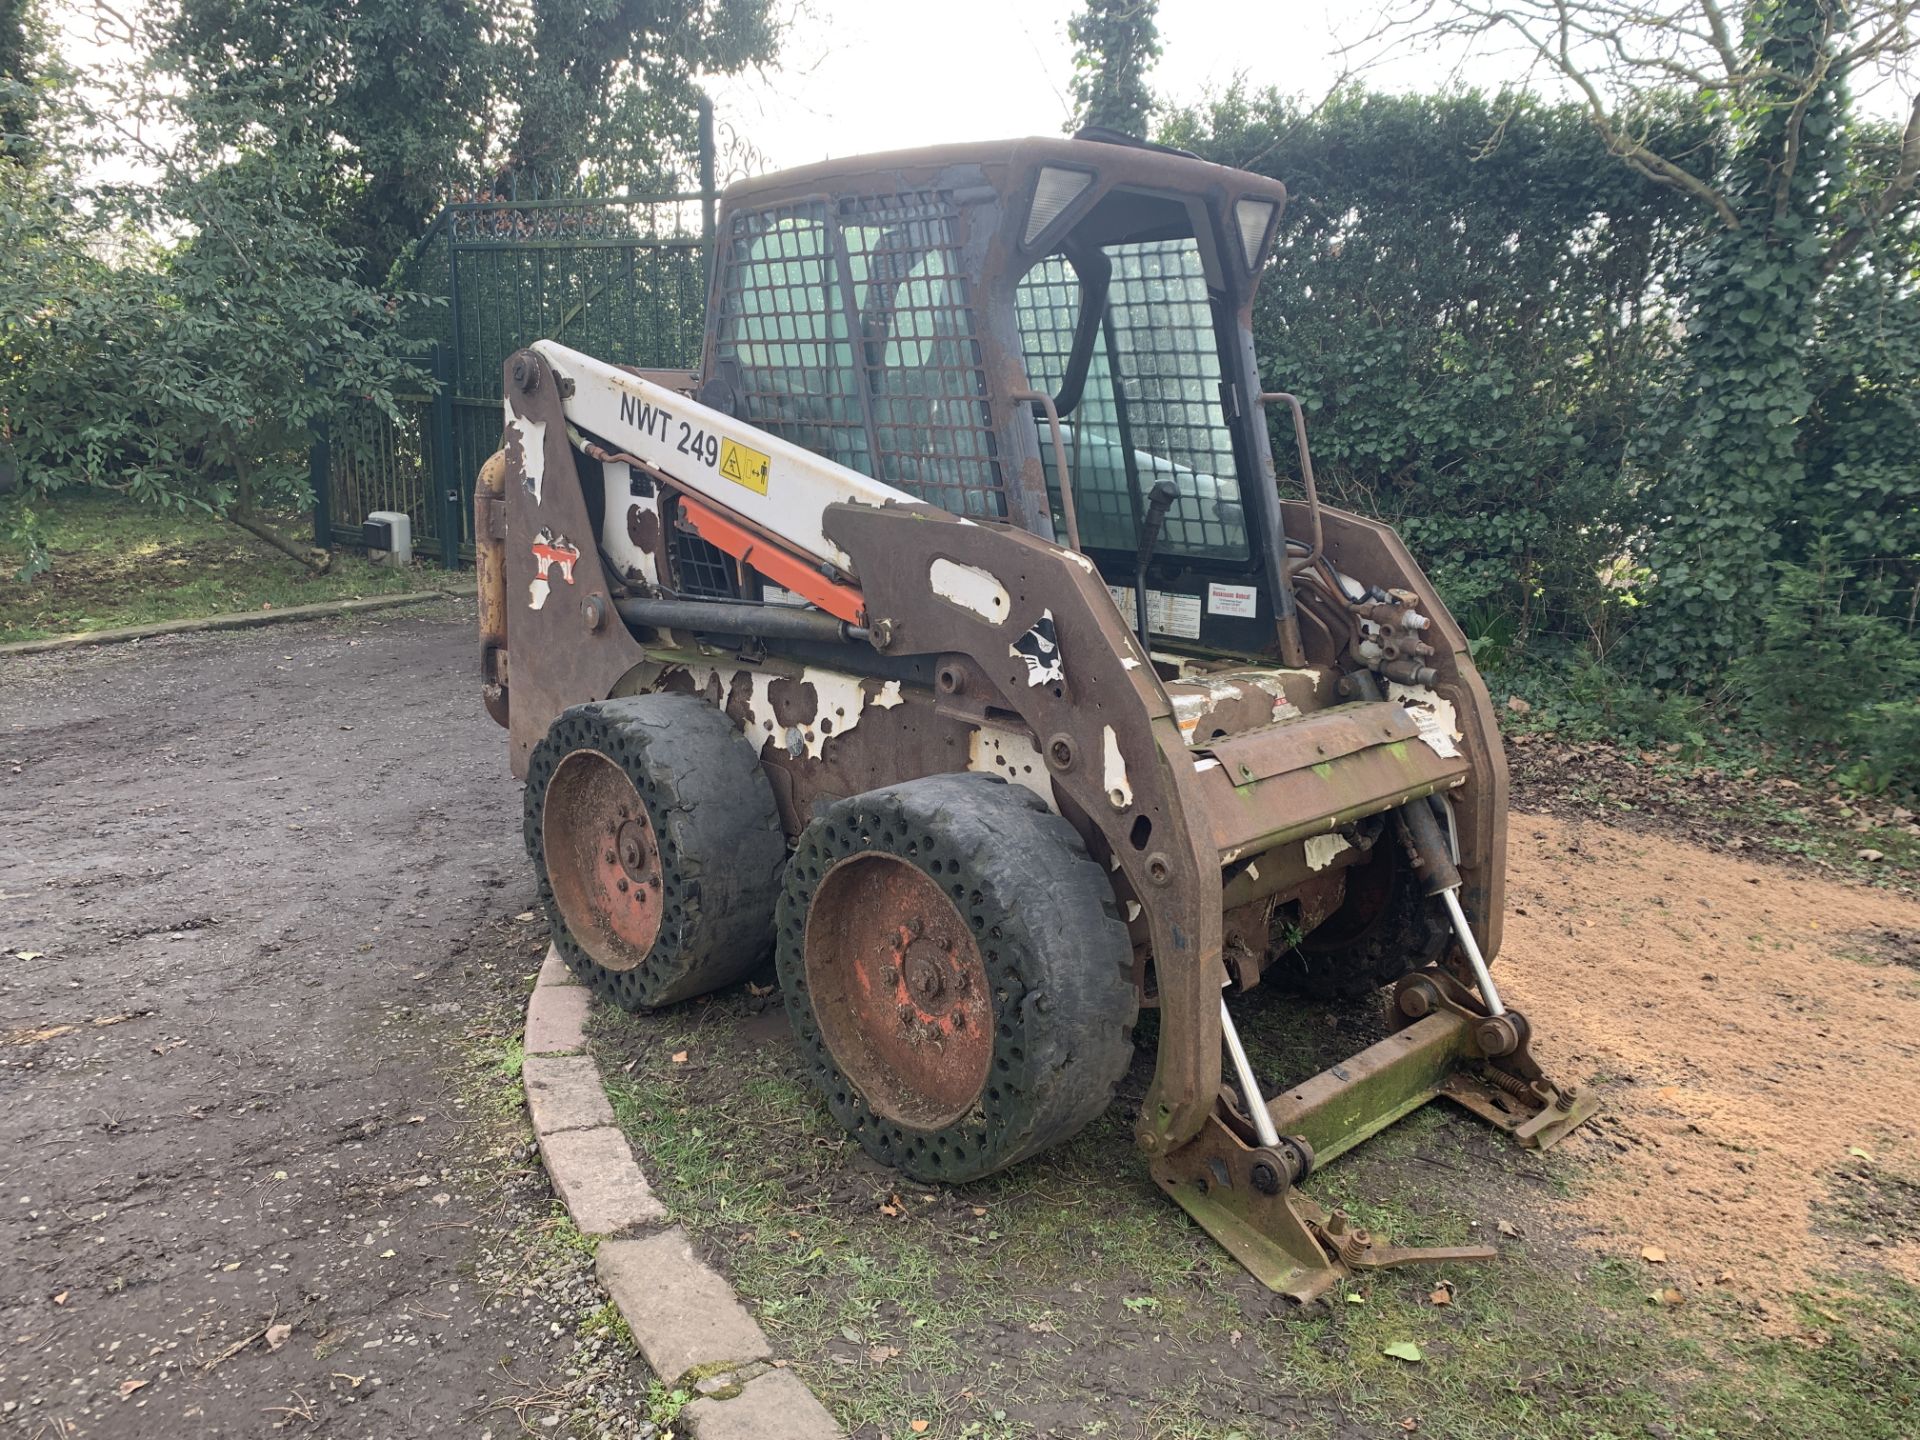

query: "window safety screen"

left=1015, top=239, right=1249, bottom=560
left=714, top=194, right=1005, bottom=518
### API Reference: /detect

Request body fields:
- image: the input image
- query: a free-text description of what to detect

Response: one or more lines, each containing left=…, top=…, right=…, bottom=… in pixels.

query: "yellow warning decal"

left=718, top=437, right=771, bottom=495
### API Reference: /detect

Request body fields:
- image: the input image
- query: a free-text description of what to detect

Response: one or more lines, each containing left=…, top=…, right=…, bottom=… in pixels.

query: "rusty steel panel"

left=1201, top=702, right=1420, bottom=783
left=1191, top=708, right=1469, bottom=863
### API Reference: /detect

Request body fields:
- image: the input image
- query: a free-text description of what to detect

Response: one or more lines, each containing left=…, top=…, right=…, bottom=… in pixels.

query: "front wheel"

left=776, top=774, right=1137, bottom=1183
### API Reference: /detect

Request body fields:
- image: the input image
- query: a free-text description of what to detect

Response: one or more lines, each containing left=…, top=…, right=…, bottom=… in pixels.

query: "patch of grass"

left=593, top=991, right=1920, bottom=1440
left=0, top=493, right=446, bottom=643
left=499, top=1036, right=525, bottom=1083
left=645, top=1378, right=693, bottom=1431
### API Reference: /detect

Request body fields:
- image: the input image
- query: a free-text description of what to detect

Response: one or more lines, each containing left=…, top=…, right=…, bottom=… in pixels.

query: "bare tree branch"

left=1827, top=88, right=1920, bottom=269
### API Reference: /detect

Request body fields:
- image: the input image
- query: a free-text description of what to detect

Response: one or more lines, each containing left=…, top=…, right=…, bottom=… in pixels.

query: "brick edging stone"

left=523, top=946, right=844, bottom=1439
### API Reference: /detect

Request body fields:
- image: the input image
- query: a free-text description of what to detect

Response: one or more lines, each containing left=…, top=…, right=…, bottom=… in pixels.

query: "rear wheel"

left=525, top=695, right=785, bottom=1010
left=777, top=774, right=1136, bottom=1183
left=1267, top=837, right=1451, bottom=1002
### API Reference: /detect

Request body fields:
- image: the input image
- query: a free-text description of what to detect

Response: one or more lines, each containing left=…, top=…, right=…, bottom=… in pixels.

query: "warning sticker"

left=718, top=437, right=771, bottom=495
left=1107, top=584, right=1202, bottom=640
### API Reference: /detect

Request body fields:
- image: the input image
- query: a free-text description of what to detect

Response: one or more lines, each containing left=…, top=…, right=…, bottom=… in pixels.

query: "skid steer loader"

left=475, top=132, right=1595, bottom=1300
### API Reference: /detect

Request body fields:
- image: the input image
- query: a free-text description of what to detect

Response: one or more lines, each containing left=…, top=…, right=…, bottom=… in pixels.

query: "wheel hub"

left=541, top=749, right=663, bottom=971
left=803, top=852, right=992, bottom=1131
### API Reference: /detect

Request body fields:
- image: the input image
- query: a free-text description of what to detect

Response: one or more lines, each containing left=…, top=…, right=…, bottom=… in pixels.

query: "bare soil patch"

left=1501, top=811, right=1920, bottom=1319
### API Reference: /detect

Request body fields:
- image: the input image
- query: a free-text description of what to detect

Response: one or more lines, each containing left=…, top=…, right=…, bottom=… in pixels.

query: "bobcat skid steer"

left=474, top=131, right=1595, bottom=1300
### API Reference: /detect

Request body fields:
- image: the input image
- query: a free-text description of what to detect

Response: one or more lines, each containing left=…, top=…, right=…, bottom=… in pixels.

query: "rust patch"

left=767, top=676, right=820, bottom=727
left=724, top=671, right=756, bottom=731
left=628, top=505, right=658, bottom=553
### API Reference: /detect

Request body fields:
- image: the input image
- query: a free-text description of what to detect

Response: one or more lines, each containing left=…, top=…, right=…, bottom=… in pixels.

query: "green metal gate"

left=314, top=124, right=718, bottom=567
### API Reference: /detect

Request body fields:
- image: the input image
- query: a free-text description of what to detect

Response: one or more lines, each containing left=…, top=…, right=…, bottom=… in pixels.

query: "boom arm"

left=528, top=340, right=917, bottom=577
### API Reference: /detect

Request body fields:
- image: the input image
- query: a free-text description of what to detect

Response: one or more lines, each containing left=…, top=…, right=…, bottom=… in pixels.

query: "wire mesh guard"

left=1015, top=241, right=1249, bottom=560
left=712, top=193, right=1006, bottom=518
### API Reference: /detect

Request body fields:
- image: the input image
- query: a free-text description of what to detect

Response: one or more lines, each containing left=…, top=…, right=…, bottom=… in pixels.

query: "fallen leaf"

left=971, top=1206, right=988, bottom=1218
left=379, top=1249, right=395, bottom=1259
left=671, top=1051, right=689, bottom=1064
left=1641, top=1246, right=1668, bottom=1264
left=1649, top=1287, right=1686, bottom=1307
left=1382, top=1341, right=1424, bottom=1363
left=1506, top=695, right=1532, bottom=715
left=265, top=1323, right=292, bottom=1352
left=867, top=1344, right=899, bottom=1365
left=117, top=1378, right=148, bottom=1398
left=330, top=1372, right=365, bottom=1389
left=221, top=1262, right=242, bottom=1273
left=1849, top=1146, right=1875, bottom=1162
left=910, top=1423, right=930, bottom=1435
left=515, top=911, right=535, bottom=922
left=1495, top=1219, right=1519, bottom=1237
left=1429, top=1285, right=1453, bottom=1307
left=52, top=1291, right=68, bottom=1306
left=14, top=951, right=44, bottom=961
left=407, top=1115, right=426, bottom=1125
left=1345, top=1293, right=1366, bottom=1305
left=746, top=981, right=775, bottom=998
left=1857, top=849, right=1885, bottom=863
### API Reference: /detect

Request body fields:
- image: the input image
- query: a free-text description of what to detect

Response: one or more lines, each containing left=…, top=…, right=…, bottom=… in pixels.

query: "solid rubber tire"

left=776, top=774, right=1137, bottom=1184
left=525, top=695, right=785, bottom=1011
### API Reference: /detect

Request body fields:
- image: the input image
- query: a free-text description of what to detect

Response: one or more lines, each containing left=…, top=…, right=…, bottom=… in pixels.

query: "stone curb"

left=523, top=945, right=844, bottom=1439
left=0, top=588, right=457, bottom=657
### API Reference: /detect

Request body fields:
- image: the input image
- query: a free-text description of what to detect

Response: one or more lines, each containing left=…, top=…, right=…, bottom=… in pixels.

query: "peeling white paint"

left=1245, top=673, right=1306, bottom=725
left=1304, top=833, right=1352, bottom=871
left=507, top=410, right=547, bottom=504
left=930, top=558, right=1011, bottom=624
left=1102, top=725, right=1133, bottom=810
left=678, top=664, right=907, bottom=763
left=1063, top=550, right=1097, bottom=574
left=1170, top=680, right=1245, bottom=746
left=1193, top=756, right=1222, bottom=773
left=967, top=725, right=1054, bottom=808
left=598, top=459, right=659, bottom=585
left=1122, top=657, right=1141, bottom=670
left=1125, top=901, right=1142, bottom=921
left=1389, top=682, right=1464, bottom=759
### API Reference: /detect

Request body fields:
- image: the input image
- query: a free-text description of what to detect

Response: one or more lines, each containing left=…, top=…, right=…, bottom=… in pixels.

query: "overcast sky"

left=704, top=0, right=1464, bottom=174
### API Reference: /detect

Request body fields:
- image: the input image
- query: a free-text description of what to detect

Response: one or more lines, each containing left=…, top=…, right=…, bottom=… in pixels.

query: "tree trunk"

left=229, top=445, right=333, bottom=575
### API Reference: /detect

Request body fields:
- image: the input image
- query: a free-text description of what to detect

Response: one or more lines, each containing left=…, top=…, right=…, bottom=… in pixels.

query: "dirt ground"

left=7, top=600, right=1918, bottom=1438
left=0, top=602, right=654, bottom=1437
left=1501, top=812, right=1920, bottom=1314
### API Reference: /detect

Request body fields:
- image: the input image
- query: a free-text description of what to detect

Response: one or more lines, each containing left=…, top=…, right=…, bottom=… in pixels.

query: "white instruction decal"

left=1108, top=585, right=1202, bottom=640
left=1207, top=582, right=1259, bottom=619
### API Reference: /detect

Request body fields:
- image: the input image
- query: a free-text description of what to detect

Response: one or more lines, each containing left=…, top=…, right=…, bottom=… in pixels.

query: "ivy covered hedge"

left=1166, top=84, right=1920, bottom=787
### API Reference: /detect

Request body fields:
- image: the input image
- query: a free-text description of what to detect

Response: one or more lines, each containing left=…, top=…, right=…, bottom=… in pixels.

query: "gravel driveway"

left=1, top=600, right=645, bottom=1437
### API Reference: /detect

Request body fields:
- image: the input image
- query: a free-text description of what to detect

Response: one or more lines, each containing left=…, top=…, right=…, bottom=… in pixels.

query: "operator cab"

left=700, top=132, right=1295, bottom=661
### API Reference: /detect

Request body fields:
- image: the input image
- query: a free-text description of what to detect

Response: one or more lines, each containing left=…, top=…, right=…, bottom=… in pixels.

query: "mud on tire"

left=777, top=774, right=1137, bottom=1184
left=525, top=695, right=785, bottom=1011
